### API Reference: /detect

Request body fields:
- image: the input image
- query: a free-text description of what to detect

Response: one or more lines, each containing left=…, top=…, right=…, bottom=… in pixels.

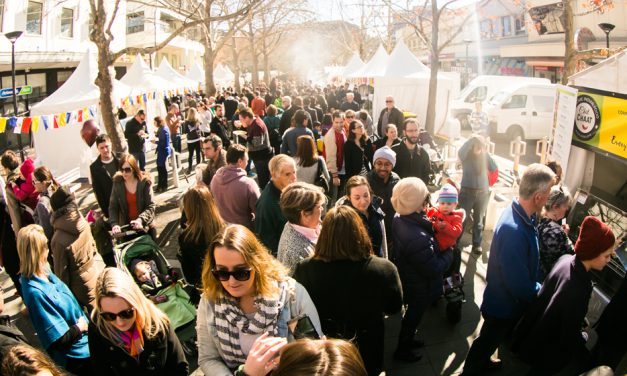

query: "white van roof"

left=497, top=82, right=556, bottom=94
left=468, top=75, right=551, bottom=86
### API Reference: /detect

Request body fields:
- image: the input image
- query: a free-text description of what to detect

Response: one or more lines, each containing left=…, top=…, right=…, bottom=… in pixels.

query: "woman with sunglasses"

left=17, top=224, right=91, bottom=374
left=197, top=224, right=322, bottom=376
left=109, top=154, right=156, bottom=240
left=89, top=267, right=188, bottom=375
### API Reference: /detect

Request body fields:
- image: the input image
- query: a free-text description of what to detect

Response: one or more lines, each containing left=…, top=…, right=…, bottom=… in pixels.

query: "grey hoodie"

left=210, top=165, right=261, bottom=229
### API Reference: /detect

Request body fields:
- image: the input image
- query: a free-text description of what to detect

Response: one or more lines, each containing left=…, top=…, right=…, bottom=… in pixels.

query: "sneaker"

left=472, top=246, right=482, bottom=255
left=393, top=347, right=423, bottom=362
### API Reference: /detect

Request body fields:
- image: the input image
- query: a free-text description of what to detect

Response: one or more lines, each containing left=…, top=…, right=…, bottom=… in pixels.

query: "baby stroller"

left=112, top=228, right=198, bottom=355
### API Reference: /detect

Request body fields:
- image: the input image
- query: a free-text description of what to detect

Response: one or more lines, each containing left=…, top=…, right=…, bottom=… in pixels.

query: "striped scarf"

left=116, top=321, right=144, bottom=360
left=214, top=280, right=288, bottom=368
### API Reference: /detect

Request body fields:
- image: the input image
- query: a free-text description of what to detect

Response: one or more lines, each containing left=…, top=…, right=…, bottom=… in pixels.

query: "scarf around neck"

left=115, top=321, right=144, bottom=360
left=213, top=280, right=288, bottom=368
left=334, top=129, right=346, bottom=171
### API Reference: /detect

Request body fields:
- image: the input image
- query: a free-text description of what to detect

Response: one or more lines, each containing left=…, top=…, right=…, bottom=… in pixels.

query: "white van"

left=485, top=83, right=557, bottom=141
left=451, top=75, right=551, bottom=125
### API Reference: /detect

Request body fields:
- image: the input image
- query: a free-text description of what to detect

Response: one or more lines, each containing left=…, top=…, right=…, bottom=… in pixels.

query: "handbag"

left=314, top=158, right=330, bottom=194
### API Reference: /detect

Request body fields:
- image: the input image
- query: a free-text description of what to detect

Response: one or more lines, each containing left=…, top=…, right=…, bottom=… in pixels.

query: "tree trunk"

left=231, top=35, right=241, bottom=92
left=424, top=1, right=440, bottom=135
left=204, top=49, right=217, bottom=96
left=95, top=50, right=126, bottom=153
left=562, top=0, right=576, bottom=84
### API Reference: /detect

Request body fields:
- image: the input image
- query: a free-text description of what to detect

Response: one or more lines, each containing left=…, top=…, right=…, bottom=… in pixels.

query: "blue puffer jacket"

left=392, top=212, right=452, bottom=302
left=482, top=198, right=541, bottom=319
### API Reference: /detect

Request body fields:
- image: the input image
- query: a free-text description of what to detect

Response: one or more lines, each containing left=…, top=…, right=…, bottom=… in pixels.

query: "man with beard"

left=367, top=146, right=400, bottom=247
left=392, top=119, right=431, bottom=183
left=209, top=104, right=230, bottom=149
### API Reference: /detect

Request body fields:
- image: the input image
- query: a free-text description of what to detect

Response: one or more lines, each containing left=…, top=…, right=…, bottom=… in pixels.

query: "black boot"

left=394, top=340, right=423, bottom=362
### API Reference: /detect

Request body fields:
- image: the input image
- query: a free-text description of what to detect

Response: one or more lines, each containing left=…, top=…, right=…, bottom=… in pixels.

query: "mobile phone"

left=288, top=315, right=320, bottom=340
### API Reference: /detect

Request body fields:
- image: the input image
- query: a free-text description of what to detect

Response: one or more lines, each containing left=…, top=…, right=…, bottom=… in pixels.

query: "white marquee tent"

left=31, top=51, right=132, bottom=179
left=121, top=55, right=169, bottom=137
left=341, top=53, right=365, bottom=78
left=156, top=58, right=198, bottom=91
left=214, top=64, right=235, bottom=87
left=348, top=45, right=389, bottom=78
left=370, top=40, right=454, bottom=136
left=186, top=61, right=205, bottom=85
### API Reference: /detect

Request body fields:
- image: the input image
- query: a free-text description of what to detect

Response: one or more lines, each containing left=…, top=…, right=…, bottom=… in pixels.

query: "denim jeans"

left=171, top=134, right=182, bottom=153
left=131, top=152, right=146, bottom=171
left=462, top=313, right=518, bottom=375
left=458, top=187, right=490, bottom=248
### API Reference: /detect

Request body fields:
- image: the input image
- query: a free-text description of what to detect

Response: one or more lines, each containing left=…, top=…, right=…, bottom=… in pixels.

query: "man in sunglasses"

left=377, top=96, right=404, bottom=137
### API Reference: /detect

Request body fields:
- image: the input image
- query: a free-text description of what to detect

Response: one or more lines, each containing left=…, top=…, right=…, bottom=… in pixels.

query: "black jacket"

left=392, top=141, right=431, bottom=182
left=377, top=107, right=405, bottom=136
left=124, top=118, right=146, bottom=154
left=343, top=140, right=373, bottom=179
left=279, top=105, right=299, bottom=136
left=90, top=156, right=120, bottom=217
left=392, top=212, right=452, bottom=302
left=223, top=98, right=239, bottom=120
left=209, top=116, right=230, bottom=149
left=513, top=255, right=593, bottom=374
left=177, top=232, right=210, bottom=288
left=293, top=256, right=402, bottom=376
left=88, top=322, right=188, bottom=376
left=366, top=169, right=400, bottom=238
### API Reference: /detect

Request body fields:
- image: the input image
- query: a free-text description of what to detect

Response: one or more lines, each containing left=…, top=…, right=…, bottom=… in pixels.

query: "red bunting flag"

left=78, top=110, right=83, bottom=122
left=21, top=117, right=32, bottom=133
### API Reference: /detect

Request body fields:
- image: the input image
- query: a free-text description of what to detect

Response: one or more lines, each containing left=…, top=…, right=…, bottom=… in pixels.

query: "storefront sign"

left=0, top=85, right=32, bottom=98
left=572, top=87, right=627, bottom=161
left=549, top=84, right=578, bottom=176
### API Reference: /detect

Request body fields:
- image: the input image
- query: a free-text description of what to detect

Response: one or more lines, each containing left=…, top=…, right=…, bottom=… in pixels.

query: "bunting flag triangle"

left=32, top=116, right=40, bottom=132
left=83, top=107, right=90, bottom=120
left=14, top=118, right=23, bottom=133
left=89, top=106, right=95, bottom=118
left=7, top=117, right=17, bottom=132
left=42, top=115, right=49, bottom=130
left=53, top=115, right=59, bottom=128
left=21, top=117, right=32, bottom=134
left=58, top=113, right=67, bottom=127
left=143, top=93, right=148, bottom=103
left=78, top=110, right=83, bottom=123
left=0, top=118, right=6, bottom=132
left=66, top=112, right=72, bottom=124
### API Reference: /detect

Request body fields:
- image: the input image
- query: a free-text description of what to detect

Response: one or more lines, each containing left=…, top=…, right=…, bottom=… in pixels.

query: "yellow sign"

left=572, top=88, right=627, bottom=161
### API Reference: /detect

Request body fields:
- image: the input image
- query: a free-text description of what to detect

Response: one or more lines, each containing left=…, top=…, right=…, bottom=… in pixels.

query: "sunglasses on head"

left=211, top=268, right=252, bottom=281
left=121, top=167, right=132, bottom=173
left=100, top=308, right=135, bottom=321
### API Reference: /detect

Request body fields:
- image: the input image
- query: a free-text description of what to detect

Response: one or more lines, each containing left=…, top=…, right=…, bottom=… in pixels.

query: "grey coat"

left=277, top=223, right=315, bottom=275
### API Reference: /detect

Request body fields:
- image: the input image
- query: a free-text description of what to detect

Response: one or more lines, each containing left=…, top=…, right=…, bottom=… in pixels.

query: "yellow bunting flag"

left=0, top=118, right=6, bottom=132
left=83, top=108, right=90, bottom=120
left=59, top=113, right=67, bottom=127
left=32, top=116, right=40, bottom=132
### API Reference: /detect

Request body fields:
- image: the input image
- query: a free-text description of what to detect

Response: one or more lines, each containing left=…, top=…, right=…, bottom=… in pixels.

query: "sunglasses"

left=121, top=167, right=132, bottom=173
left=346, top=116, right=354, bottom=119
left=211, top=268, right=252, bottom=281
left=100, top=308, right=135, bottom=321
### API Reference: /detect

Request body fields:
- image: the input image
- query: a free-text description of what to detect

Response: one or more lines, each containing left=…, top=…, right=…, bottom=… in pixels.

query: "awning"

left=526, top=59, right=564, bottom=67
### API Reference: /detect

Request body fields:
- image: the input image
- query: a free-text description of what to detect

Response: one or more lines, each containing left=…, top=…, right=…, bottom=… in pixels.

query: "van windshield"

left=489, top=91, right=510, bottom=105
left=458, top=85, right=487, bottom=103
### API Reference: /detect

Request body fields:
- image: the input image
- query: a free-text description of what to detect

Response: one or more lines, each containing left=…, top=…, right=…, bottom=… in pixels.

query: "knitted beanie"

left=438, top=184, right=458, bottom=203
left=50, top=186, right=73, bottom=211
left=575, top=216, right=615, bottom=261
left=373, top=146, right=396, bottom=167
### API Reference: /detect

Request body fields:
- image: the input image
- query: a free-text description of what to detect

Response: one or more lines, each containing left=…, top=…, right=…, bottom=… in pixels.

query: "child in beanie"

left=426, top=183, right=464, bottom=251
left=10, top=158, right=39, bottom=210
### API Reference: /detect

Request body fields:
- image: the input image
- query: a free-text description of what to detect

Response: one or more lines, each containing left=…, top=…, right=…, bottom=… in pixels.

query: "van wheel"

left=506, top=126, right=524, bottom=143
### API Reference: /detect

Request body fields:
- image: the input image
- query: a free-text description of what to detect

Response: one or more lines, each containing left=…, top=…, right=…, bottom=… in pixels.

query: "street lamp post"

left=4, top=31, right=25, bottom=161
left=463, top=39, right=472, bottom=87
left=598, top=23, right=615, bottom=48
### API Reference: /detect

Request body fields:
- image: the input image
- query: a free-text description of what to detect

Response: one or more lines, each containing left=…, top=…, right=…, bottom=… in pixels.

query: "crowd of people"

left=0, top=80, right=623, bottom=376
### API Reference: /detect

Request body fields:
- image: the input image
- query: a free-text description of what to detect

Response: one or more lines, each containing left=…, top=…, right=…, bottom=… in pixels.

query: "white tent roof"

left=31, top=51, right=131, bottom=116
left=383, top=39, right=430, bottom=77
left=214, top=63, right=235, bottom=84
left=121, top=54, right=172, bottom=93
left=341, top=53, right=365, bottom=77
left=156, top=58, right=198, bottom=90
left=186, top=61, right=205, bottom=84
left=348, top=45, right=389, bottom=78
left=569, top=51, right=627, bottom=94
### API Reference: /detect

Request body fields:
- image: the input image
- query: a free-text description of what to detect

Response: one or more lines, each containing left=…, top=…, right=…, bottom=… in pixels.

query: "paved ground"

left=0, top=141, right=568, bottom=376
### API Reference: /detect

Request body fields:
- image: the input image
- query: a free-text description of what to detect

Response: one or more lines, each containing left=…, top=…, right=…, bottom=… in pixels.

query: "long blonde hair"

left=92, top=268, right=169, bottom=341
left=182, top=186, right=225, bottom=245
left=17, top=225, right=49, bottom=278
left=186, top=107, right=199, bottom=124
left=201, top=225, right=288, bottom=301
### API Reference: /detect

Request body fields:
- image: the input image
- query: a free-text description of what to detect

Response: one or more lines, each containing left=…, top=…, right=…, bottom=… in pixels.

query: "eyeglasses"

left=386, top=100, right=393, bottom=103
left=346, top=116, right=354, bottom=119
left=121, top=167, right=132, bottom=173
left=100, top=308, right=135, bottom=322
left=211, top=268, right=252, bottom=281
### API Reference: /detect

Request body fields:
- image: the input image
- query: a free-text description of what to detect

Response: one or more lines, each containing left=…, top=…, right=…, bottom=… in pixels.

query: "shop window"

left=26, top=1, right=43, bottom=35
left=502, top=94, right=527, bottom=109
left=480, top=19, right=493, bottom=39
left=60, top=8, right=74, bottom=38
left=515, top=14, right=527, bottom=35
left=501, top=16, right=512, bottom=36
left=126, top=12, right=144, bottom=34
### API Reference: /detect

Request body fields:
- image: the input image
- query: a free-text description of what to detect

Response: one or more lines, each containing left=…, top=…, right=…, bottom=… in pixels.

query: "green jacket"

left=254, top=181, right=286, bottom=256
